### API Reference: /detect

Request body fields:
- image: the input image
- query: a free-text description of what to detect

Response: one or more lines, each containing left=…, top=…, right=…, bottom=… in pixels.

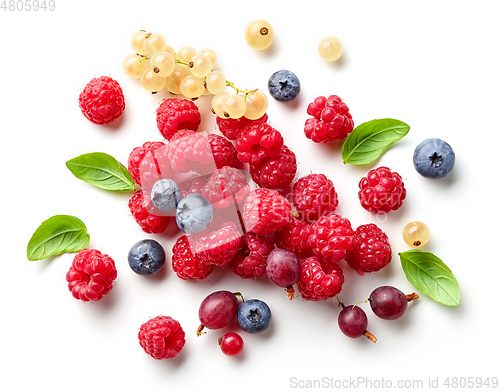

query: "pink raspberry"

left=275, top=216, right=312, bottom=254
left=292, top=173, right=338, bottom=222
left=156, top=98, right=201, bottom=140
left=127, top=141, right=169, bottom=186
left=216, top=113, right=268, bottom=140
left=128, top=191, right=170, bottom=234
left=243, top=188, right=291, bottom=235
left=66, top=249, right=118, bottom=302
left=235, top=123, right=284, bottom=166
left=228, top=232, right=273, bottom=279
left=179, top=175, right=207, bottom=198
left=190, top=222, right=242, bottom=266
left=167, top=130, right=215, bottom=173
left=207, top=134, right=238, bottom=169
left=358, top=166, right=406, bottom=214
left=304, top=95, right=354, bottom=143
left=249, top=145, right=297, bottom=189
left=138, top=315, right=186, bottom=360
left=202, top=166, right=250, bottom=209
left=297, top=256, right=344, bottom=301
left=308, top=213, right=356, bottom=262
left=79, top=76, right=125, bottom=125
left=345, top=223, right=392, bottom=275
left=171, top=235, right=215, bottom=280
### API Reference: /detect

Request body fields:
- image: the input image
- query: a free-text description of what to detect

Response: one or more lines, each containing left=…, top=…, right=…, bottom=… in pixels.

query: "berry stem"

left=406, top=292, right=419, bottom=302
left=285, top=286, right=295, bottom=300
left=234, top=291, right=245, bottom=303
left=363, top=330, right=377, bottom=343
left=336, top=295, right=345, bottom=309
left=225, top=80, right=258, bottom=97
left=352, top=299, right=369, bottom=309
left=196, top=324, right=206, bottom=337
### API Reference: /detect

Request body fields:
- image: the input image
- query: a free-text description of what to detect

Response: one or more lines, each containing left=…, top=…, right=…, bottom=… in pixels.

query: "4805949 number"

left=1, top=0, right=55, bottom=11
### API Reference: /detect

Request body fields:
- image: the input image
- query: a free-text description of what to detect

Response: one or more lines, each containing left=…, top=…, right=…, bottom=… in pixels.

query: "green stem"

left=225, top=80, right=258, bottom=96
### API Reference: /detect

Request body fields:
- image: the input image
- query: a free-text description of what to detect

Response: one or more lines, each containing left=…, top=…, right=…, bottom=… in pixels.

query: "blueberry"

left=128, top=239, right=166, bottom=276
left=237, top=299, right=271, bottom=334
left=413, top=138, right=455, bottom=179
left=151, top=179, right=182, bottom=212
left=268, top=70, right=300, bottom=102
left=176, top=193, right=213, bottom=234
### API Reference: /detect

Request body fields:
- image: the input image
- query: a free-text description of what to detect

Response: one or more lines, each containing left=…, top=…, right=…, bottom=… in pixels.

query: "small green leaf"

left=27, top=215, right=90, bottom=261
left=399, top=250, right=460, bottom=306
left=342, top=118, right=410, bottom=165
left=66, top=152, right=135, bottom=192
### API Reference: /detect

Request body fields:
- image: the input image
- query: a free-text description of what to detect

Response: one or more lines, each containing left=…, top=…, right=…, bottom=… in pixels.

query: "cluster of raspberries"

left=122, top=97, right=406, bottom=305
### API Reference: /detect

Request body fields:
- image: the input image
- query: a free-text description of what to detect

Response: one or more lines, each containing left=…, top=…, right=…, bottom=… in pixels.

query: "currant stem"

left=196, top=324, right=206, bottom=337
left=406, top=292, right=419, bottom=302
left=175, top=58, right=190, bottom=67
left=225, top=80, right=258, bottom=96
left=363, top=330, right=377, bottom=343
left=285, top=286, right=295, bottom=300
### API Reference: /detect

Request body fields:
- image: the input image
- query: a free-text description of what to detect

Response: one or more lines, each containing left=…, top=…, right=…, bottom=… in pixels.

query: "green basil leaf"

left=66, top=152, right=135, bottom=192
left=27, top=215, right=90, bottom=261
left=342, top=118, right=410, bottom=165
left=399, top=250, right=460, bottom=306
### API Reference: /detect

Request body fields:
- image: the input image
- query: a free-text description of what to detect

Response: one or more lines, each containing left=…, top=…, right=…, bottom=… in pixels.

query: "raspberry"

left=127, top=141, right=169, bottom=186
left=207, top=134, right=238, bottom=169
left=228, top=232, right=273, bottom=279
left=138, top=315, right=186, bottom=360
left=249, top=145, right=297, bottom=189
left=358, top=166, right=406, bottom=214
left=292, top=173, right=338, bottom=222
left=171, top=235, right=215, bottom=280
left=128, top=191, right=170, bottom=234
left=297, top=256, right=344, bottom=301
left=308, top=213, right=356, bottom=262
left=66, top=249, right=117, bottom=302
left=191, top=222, right=241, bottom=266
left=235, top=123, right=284, bottom=166
left=275, top=216, right=312, bottom=254
left=345, top=223, right=392, bottom=275
left=216, top=113, right=268, bottom=140
left=179, top=175, right=207, bottom=198
left=79, top=76, right=125, bottom=125
left=202, top=166, right=250, bottom=209
left=304, top=95, right=354, bottom=143
left=156, top=98, right=201, bottom=140
left=167, top=130, right=215, bottom=173
left=243, top=188, right=291, bottom=235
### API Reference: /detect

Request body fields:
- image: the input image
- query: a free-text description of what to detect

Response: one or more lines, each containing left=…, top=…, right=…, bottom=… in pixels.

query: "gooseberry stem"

left=406, top=292, right=419, bottom=302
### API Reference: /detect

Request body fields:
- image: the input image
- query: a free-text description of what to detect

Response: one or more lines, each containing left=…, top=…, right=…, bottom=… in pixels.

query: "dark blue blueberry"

left=237, top=299, right=271, bottom=334
left=151, top=179, right=182, bottom=212
left=176, top=193, right=213, bottom=234
left=128, top=239, right=166, bottom=276
left=413, top=138, right=455, bottom=179
left=268, top=70, right=300, bottom=102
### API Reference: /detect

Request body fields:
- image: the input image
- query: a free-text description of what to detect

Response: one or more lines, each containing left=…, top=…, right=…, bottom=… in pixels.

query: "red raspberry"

left=138, top=315, right=186, bottom=360
left=128, top=191, right=170, bottom=234
left=172, top=235, right=215, bottom=280
left=358, top=166, right=406, bottom=214
left=297, top=256, right=344, bottom=301
left=275, top=216, right=312, bottom=254
left=79, top=76, right=125, bottom=125
left=202, top=166, right=250, bottom=209
left=345, top=223, right=392, bottom=274
left=167, top=130, right=215, bottom=173
left=304, top=95, right=354, bottom=143
left=243, top=188, right=291, bottom=235
left=249, top=145, right=297, bottom=189
left=207, top=134, right=238, bottom=169
left=156, top=98, right=201, bottom=140
left=292, top=173, right=338, bottom=222
left=308, top=213, right=356, bottom=262
left=66, top=249, right=117, bottom=302
left=127, top=141, right=169, bottom=186
left=235, top=123, right=284, bottom=166
left=216, top=113, right=268, bottom=140
left=228, top=232, right=273, bottom=279
left=191, top=222, right=242, bottom=266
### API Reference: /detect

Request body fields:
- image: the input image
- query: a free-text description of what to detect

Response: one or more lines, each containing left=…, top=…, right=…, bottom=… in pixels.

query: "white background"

left=2, top=1, right=499, bottom=391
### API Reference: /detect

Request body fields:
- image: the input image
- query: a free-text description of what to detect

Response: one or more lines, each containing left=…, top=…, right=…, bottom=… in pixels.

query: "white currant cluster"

left=122, top=30, right=268, bottom=120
